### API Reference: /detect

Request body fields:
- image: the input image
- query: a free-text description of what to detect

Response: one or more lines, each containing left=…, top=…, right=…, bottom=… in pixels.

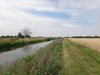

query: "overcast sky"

left=0, top=0, right=100, bottom=37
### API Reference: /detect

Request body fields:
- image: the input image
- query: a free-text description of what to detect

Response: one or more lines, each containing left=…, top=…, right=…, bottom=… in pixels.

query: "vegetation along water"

left=0, top=37, right=55, bottom=52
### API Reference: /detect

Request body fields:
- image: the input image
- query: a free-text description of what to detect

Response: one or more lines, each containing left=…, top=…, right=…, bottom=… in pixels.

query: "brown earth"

left=68, top=38, right=100, bottom=52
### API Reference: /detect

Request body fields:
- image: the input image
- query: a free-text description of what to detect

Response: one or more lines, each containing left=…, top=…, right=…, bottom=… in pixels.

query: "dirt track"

left=69, top=38, right=100, bottom=52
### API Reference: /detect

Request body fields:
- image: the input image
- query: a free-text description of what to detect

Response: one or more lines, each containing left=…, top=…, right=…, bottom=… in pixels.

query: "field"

left=0, top=38, right=100, bottom=75
left=69, top=38, right=100, bottom=52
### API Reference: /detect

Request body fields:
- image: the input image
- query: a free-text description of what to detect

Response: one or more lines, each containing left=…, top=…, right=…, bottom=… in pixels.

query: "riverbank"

left=0, top=39, right=63, bottom=75
left=0, top=38, right=55, bottom=52
left=0, top=41, right=52, bottom=68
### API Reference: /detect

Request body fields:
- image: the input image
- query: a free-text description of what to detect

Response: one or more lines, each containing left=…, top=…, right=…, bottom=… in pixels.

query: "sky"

left=0, top=0, right=100, bottom=37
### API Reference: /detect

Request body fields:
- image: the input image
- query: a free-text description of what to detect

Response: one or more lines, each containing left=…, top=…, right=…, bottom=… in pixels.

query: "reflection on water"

left=0, top=41, right=52, bottom=67
left=22, top=46, right=32, bottom=53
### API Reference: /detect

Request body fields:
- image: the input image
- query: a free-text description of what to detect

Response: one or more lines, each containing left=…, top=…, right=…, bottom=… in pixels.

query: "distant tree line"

left=0, top=27, right=100, bottom=38
left=0, top=28, right=32, bottom=38
left=0, top=35, right=17, bottom=38
left=71, top=36, right=100, bottom=38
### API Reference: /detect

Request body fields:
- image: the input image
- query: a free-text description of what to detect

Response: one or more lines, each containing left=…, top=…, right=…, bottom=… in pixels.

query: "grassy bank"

left=62, top=39, right=100, bottom=75
left=0, top=39, right=63, bottom=75
left=0, top=38, right=55, bottom=52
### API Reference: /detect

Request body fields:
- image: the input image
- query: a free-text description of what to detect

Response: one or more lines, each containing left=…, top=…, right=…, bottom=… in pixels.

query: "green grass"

left=62, top=39, right=100, bottom=75
left=0, top=39, right=63, bottom=75
left=68, top=40, right=100, bottom=64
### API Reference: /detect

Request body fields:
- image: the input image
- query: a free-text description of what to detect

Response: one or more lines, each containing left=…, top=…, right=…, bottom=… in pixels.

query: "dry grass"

left=69, top=38, right=100, bottom=52
left=0, top=38, right=14, bottom=43
left=0, top=38, right=46, bottom=43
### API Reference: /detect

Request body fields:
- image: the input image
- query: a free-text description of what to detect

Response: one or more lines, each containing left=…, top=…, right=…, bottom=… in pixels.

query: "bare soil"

left=69, top=38, right=100, bottom=52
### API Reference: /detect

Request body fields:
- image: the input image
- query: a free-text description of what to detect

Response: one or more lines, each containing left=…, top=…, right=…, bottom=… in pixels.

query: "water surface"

left=0, top=41, right=52, bottom=67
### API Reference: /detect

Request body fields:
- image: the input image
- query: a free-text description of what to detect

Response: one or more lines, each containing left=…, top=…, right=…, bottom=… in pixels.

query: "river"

left=0, top=41, right=52, bottom=68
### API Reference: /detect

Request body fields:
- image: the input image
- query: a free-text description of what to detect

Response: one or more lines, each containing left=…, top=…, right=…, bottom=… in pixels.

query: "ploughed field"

left=69, top=38, right=100, bottom=52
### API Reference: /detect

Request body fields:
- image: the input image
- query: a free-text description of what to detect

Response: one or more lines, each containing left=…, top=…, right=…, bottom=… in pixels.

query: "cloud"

left=0, top=0, right=100, bottom=36
left=61, top=24, right=82, bottom=28
left=58, top=0, right=100, bottom=10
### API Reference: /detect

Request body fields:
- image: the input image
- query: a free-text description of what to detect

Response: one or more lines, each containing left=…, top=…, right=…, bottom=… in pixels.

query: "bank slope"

left=62, top=38, right=100, bottom=75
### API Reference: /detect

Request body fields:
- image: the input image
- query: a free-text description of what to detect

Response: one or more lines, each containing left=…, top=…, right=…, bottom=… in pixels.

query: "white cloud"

left=0, top=0, right=100, bottom=36
left=61, top=24, right=82, bottom=28
left=58, top=0, right=100, bottom=10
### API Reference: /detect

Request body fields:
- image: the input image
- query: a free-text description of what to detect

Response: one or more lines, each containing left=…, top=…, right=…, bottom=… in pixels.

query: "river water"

left=0, top=41, right=52, bottom=67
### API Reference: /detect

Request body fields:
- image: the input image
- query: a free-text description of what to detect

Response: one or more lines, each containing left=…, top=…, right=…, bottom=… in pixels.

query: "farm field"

left=69, top=38, right=100, bottom=52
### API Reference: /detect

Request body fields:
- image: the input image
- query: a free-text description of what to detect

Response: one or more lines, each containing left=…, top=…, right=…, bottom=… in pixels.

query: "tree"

left=17, top=32, right=24, bottom=38
left=21, top=28, right=32, bottom=38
